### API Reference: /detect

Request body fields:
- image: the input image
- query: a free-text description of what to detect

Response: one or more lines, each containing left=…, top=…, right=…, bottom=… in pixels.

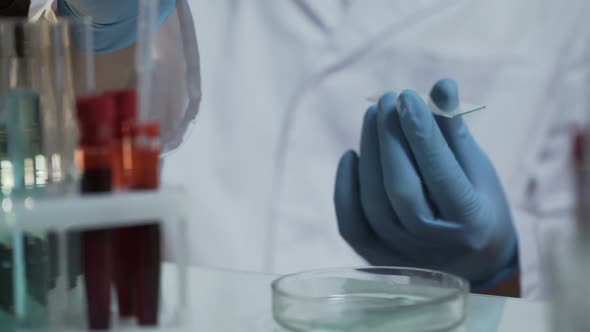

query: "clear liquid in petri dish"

left=324, top=293, right=425, bottom=306
left=275, top=288, right=464, bottom=332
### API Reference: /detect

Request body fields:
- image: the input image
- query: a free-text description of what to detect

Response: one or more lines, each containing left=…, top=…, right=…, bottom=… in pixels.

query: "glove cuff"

left=470, top=243, right=519, bottom=292
left=56, top=0, right=177, bottom=54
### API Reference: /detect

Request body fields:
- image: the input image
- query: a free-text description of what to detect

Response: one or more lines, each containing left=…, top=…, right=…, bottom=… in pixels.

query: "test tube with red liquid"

left=110, top=89, right=162, bottom=326
left=76, top=94, right=115, bottom=330
left=130, top=122, right=161, bottom=326
left=111, top=90, right=138, bottom=319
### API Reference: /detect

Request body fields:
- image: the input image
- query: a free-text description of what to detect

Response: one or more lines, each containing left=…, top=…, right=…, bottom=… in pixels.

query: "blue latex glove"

left=334, top=79, right=518, bottom=289
left=57, top=0, right=176, bottom=53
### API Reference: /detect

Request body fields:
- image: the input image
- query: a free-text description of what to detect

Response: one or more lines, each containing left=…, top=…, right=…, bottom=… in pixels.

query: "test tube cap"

left=76, top=94, right=116, bottom=124
left=112, top=89, right=138, bottom=122
left=76, top=94, right=116, bottom=146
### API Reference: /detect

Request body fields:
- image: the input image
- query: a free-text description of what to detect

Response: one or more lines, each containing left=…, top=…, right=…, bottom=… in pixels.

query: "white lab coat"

left=161, top=0, right=590, bottom=299
left=32, top=0, right=590, bottom=299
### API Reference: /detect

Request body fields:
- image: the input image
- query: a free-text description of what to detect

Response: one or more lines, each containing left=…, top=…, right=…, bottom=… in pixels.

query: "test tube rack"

left=0, top=187, right=192, bottom=332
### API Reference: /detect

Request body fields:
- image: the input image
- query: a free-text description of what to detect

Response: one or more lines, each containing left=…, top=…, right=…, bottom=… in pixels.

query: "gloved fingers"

left=430, top=79, right=497, bottom=188
left=358, top=106, right=399, bottom=234
left=429, top=78, right=460, bottom=112
left=358, top=106, right=436, bottom=257
left=336, top=150, right=465, bottom=267
left=334, top=151, right=417, bottom=267
left=397, top=90, right=482, bottom=222
left=377, top=93, right=468, bottom=243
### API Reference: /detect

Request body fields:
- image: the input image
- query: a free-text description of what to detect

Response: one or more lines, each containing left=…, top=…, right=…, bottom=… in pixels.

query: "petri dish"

left=366, top=92, right=485, bottom=118
left=272, top=267, right=468, bottom=332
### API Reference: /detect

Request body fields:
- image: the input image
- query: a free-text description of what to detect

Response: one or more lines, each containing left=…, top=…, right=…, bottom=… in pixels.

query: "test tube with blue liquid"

left=0, top=18, right=94, bottom=330
left=0, top=18, right=16, bottom=332
left=0, top=19, right=47, bottom=331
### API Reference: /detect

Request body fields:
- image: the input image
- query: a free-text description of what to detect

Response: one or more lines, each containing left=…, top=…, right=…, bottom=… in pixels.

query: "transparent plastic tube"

left=47, top=19, right=94, bottom=190
left=0, top=18, right=95, bottom=195
left=366, top=92, right=485, bottom=118
left=137, top=0, right=158, bottom=123
left=0, top=20, right=48, bottom=331
left=0, top=18, right=95, bottom=331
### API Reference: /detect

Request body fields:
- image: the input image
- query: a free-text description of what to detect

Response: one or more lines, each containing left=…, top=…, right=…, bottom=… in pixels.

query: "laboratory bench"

left=163, top=264, right=549, bottom=332
left=2, top=186, right=549, bottom=331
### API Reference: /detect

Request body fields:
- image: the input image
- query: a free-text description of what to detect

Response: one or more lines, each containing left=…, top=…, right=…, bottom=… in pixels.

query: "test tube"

left=132, top=2, right=162, bottom=325
left=111, top=94, right=163, bottom=326
left=0, top=19, right=23, bottom=332
left=137, top=0, right=158, bottom=123
left=366, top=91, right=486, bottom=118
left=53, top=25, right=96, bottom=302
left=18, top=21, right=92, bottom=327
left=0, top=19, right=51, bottom=331
left=0, top=23, right=9, bottom=316
left=6, top=90, right=43, bottom=194
left=35, top=19, right=94, bottom=194
left=39, top=18, right=95, bottom=305
left=112, top=90, right=138, bottom=189
left=5, top=90, right=48, bottom=329
left=76, top=94, right=116, bottom=330
left=111, top=90, right=138, bottom=319
left=0, top=20, right=85, bottom=194
left=130, top=123, right=162, bottom=326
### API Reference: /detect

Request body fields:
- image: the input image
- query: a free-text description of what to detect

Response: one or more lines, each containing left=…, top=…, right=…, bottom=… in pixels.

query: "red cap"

left=112, top=89, right=138, bottom=122
left=76, top=94, right=116, bottom=146
left=76, top=94, right=116, bottom=124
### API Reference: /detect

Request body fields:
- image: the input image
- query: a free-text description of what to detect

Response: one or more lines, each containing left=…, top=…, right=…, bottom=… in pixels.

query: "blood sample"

left=76, top=94, right=115, bottom=330
left=130, top=123, right=161, bottom=326
left=111, top=90, right=137, bottom=189
left=111, top=90, right=138, bottom=319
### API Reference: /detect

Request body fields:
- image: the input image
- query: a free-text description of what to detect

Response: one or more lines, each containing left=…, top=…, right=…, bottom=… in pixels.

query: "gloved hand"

left=334, top=79, right=519, bottom=289
left=56, top=0, right=176, bottom=53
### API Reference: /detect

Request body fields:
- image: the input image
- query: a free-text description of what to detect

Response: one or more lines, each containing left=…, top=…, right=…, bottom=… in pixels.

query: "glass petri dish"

left=272, top=267, right=469, bottom=332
